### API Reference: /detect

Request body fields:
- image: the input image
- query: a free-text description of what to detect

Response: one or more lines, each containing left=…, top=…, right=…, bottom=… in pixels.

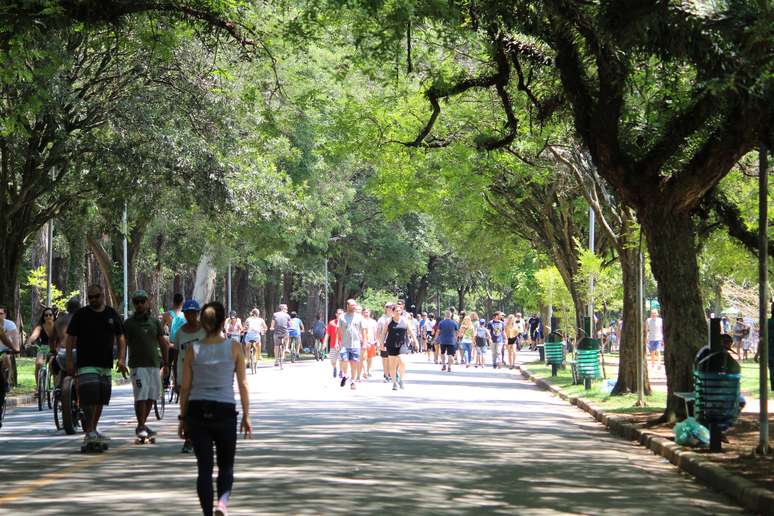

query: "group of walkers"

left=313, top=299, right=548, bottom=392
left=11, top=286, right=249, bottom=516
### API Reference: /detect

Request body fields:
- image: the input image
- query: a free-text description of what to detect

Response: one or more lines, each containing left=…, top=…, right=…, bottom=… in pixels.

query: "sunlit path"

left=0, top=355, right=742, bottom=515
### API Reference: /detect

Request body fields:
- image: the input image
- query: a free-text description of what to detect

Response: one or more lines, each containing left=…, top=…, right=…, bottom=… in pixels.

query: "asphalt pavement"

left=0, top=353, right=744, bottom=515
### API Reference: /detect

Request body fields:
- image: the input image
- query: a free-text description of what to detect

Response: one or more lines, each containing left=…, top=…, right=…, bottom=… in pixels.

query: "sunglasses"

left=44, top=312, right=54, bottom=317
left=132, top=299, right=147, bottom=305
left=87, top=294, right=102, bottom=300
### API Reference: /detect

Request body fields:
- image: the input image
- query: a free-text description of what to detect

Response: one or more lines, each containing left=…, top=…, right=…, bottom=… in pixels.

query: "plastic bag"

left=674, top=417, right=710, bottom=447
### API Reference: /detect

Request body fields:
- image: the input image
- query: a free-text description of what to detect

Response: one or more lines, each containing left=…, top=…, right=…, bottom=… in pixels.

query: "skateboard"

left=81, top=441, right=108, bottom=453
left=135, top=435, right=156, bottom=444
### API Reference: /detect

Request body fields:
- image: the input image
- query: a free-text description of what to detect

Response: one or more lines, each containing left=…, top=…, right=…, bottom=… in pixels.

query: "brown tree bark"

left=86, top=236, right=119, bottom=308
left=612, top=238, right=652, bottom=395
left=641, top=209, right=706, bottom=420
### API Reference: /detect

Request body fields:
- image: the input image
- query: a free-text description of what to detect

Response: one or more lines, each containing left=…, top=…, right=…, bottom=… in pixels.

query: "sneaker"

left=144, top=426, right=156, bottom=437
left=384, top=376, right=390, bottom=383
left=136, top=428, right=149, bottom=439
left=274, top=361, right=279, bottom=367
left=95, top=431, right=112, bottom=442
left=447, top=366, right=452, bottom=373
left=392, top=383, right=399, bottom=391
left=340, top=377, right=347, bottom=387
left=399, top=379, right=404, bottom=389
left=441, top=365, right=447, bottom=372
left=84, top=431, right=99, bottom=444
left=350, top=382, right=356, bottom=390
left=181, top=440, right=193, bottom=453
left=214, top=501, right=229, bottom=516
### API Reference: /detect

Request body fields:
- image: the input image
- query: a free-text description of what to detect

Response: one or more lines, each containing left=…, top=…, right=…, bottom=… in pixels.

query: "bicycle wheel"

left=154, top=388, right=165, bottom=420
left=36, top=368, right=46, bottom=411
left=53, top=390, right=62, bottom=430
left=46, top=367, right=55, bottom=409
left=60, top=376, right=80, bottom=435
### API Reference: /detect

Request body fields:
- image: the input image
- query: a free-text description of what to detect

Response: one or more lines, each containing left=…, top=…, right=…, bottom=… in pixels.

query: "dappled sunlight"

left=0, top=356, right=742, bottom=515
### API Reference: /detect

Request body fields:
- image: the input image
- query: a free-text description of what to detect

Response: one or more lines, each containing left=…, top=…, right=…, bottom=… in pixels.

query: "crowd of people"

left=5, top=285, right=774, bottom=516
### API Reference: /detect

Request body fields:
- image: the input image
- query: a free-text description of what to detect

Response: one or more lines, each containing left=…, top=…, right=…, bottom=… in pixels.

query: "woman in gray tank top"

left=179, top=301, right=252, bottom=516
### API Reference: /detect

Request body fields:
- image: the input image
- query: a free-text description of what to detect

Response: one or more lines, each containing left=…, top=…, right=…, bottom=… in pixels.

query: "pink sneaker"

left=214, top=501, right=228, bottom=516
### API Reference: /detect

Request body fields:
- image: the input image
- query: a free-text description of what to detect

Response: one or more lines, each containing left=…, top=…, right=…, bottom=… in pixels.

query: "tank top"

left=169, top=310, right=186, bottom=341
left=189, top=338, right=236, bottom=404
left=385, top=319, right=407, bottom=348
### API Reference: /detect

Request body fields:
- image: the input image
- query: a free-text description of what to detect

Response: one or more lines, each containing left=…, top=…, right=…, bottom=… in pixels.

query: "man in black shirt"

left=66, top=284, right=125, bottom=447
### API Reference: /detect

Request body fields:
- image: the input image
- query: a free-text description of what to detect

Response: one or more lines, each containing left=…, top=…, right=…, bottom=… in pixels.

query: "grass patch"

left=739, top=361, right=773, bottom=399
left=523, top=360, right=666, bottom=414
left=10, top=357, right=36, bottom=395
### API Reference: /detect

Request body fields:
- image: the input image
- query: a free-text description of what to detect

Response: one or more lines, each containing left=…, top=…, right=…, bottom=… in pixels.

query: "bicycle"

left=57, top=375, right=86, bottom=435
left=247, top=342, right=258, bottom=374
left=154, top=381, right=166, bottom=420
left=0, top=349, right=15, bottom=428
left=36, top=354, right=54, bottom=411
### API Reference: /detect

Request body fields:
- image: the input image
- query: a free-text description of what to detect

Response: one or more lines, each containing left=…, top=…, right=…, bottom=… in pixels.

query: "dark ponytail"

left=200, top=301, right=226, bottom=336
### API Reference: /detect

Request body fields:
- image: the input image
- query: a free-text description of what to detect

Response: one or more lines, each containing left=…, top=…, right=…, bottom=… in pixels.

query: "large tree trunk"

left=642, top=209, right=706, bottom=421
left=192, top=253, right=216, bottom=303
left=612, top=240, right=652, bottom=395
left=86, top=236, right=119, bottom=308
left=0, top=233, right=24, bottom=318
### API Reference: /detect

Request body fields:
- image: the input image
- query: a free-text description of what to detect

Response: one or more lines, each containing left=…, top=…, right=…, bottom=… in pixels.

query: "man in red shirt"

left=323, top=308, right=343, bottom=378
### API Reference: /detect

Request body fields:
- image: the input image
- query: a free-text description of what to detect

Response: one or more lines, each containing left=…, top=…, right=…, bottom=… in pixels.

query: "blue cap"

left=182, top=299, right=200, bottom=312
left=479, top=318, right=486, bottom=325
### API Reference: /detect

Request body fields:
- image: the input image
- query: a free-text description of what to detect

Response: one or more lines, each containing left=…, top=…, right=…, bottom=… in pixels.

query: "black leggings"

left=186, top=401, right=237, bottom=516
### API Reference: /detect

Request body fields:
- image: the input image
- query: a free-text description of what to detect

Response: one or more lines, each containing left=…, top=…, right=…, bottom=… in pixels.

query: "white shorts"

left=131, top=367, right=161, bottom=401
left=329, top=346, right=339, bottom=365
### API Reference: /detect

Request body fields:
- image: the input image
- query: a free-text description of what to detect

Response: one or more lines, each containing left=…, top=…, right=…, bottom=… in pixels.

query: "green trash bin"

left=544, top=317, right=564, bottom=376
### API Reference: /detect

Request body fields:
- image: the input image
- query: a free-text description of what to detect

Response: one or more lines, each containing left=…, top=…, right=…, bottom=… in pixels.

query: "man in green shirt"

left=118, top=290, right=169, bottom=440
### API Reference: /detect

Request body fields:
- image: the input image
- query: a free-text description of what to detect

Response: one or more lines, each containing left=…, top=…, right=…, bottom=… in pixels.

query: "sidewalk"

left=517, top=357, right=774, bottom=515
left=597, top=352, right=772, bottom=414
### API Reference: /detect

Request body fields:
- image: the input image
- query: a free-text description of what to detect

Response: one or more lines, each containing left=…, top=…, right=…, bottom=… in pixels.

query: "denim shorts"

left=339, top=347, right=360, bottom=362
left=647, top=340, right=662, bottom=352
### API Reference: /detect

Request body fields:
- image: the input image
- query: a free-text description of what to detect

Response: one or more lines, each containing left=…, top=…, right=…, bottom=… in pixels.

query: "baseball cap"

left=182, top=299, right=201, bottom=312
left=131, top=289, right=148, bottom=300
left=479, top=318, right=486, bottom=325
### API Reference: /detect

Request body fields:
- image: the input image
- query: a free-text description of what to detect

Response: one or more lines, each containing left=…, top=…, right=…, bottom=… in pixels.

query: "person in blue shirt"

left=488, top=312, right=506, bottom=369
left=288, top=311, right=304, bottom=363
left=437, top=310, right=459, bottom=373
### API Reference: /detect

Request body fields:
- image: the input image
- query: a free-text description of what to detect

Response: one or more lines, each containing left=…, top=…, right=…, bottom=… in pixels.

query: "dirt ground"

left=622, top=412, right=774, bottom=492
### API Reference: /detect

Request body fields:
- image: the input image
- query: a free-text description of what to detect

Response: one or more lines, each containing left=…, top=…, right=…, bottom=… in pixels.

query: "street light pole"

left=588, top=206, right=595, bottom=327
left=758, top=140, right=769, bottom=455
left=122, top=202, right=128, bottom=319
left=46, top=219, right=53, bottom=307
left=227, top=261, right=232, bottom=314
left=324, top=257, right=329, bottom=322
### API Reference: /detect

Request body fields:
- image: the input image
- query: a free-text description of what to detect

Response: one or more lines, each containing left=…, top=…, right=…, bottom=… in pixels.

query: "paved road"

left=0, top=355, right=744, bottom=515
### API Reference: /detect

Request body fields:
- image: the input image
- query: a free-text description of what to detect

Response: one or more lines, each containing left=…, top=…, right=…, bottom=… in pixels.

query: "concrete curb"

left=517, top=364, right=774, bottom=516
left=5, top=376, right=132, bottom=411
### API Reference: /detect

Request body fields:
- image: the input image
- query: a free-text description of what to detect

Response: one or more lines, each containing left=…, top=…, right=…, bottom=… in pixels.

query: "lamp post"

left=758, top=140, right=769, bottom=455
left=122, top=202, right=128, bottom=319
left=227, top=261, right=232, bottom=314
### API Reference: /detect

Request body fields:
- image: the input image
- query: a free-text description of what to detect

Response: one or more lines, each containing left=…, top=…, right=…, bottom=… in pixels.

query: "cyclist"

left=225, top=311, right=243, bottom=342
left=26, top=307, right=58, bottom=397
left=243, top=308, right=266, bottom=364
left=66, top=285, right=125, bottom=448
left=287, top=311, right=304, bottom=363
left=0, top=305, right=20, bottom=426
left=270, top=304, right=290, bottom=369
left=50, top=299, right=80, bottom=389
left=173, top=299, right=204, bottom=453
left=119, top=290, right=169, bottom=441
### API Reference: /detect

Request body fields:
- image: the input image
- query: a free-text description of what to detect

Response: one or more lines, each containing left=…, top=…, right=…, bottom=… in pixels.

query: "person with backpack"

left=311, top=314, right=326, bottom=361
left=474, top=318, right=490, bottom=368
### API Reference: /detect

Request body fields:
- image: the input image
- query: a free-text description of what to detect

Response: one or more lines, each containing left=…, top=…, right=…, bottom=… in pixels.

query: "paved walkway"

left=0, top=355, right=744, bottom=515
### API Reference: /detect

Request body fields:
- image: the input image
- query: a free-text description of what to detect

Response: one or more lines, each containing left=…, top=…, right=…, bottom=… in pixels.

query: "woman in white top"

left=179, top=302, right=251, bottom=516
